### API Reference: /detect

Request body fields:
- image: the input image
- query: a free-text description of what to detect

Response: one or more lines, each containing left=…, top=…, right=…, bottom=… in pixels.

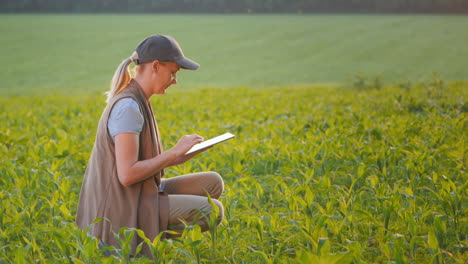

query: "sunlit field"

left=1, top=80, right=466, bottom=262
left=0, top=14, right=467, bottom=263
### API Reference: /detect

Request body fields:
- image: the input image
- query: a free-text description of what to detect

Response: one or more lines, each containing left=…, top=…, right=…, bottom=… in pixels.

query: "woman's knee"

left=205, top=171, right=224, bottom=199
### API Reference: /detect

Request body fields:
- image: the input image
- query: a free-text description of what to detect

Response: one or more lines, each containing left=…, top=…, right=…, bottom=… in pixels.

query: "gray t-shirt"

left=107, top=98, right=144, bottom=141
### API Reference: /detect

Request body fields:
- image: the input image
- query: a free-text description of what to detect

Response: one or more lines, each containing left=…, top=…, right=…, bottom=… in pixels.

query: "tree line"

left=1, top=0, right=467, bottom=14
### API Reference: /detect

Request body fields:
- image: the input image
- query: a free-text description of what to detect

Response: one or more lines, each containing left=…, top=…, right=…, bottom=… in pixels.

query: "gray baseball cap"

left=134, top=34, right=200, bottom=70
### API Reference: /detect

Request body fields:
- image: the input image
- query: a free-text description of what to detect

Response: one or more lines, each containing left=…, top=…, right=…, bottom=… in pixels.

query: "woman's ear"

left=152, top=60, right=160, bottom=73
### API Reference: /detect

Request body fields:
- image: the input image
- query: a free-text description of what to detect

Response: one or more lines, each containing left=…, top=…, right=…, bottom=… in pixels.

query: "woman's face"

left=152, top=61, right=180, bottom=95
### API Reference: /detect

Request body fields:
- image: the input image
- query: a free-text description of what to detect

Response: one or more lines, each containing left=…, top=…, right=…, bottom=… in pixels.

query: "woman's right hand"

left=171, top=134, right=204, bottom=157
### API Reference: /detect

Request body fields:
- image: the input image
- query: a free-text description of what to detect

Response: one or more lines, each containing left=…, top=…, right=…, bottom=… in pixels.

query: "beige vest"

left=76, top=79, right=168, bottom=257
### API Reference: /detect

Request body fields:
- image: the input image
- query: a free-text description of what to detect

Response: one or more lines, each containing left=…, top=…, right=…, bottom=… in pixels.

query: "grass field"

left=1, top=81, right=467, bottom=263
left=0, top=14, right=468, bottom=96
left=0, top=14, right=467, bottom=263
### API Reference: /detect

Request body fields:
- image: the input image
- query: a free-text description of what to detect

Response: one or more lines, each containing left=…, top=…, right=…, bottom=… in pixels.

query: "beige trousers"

left=161, top=171, right=224, bottom=233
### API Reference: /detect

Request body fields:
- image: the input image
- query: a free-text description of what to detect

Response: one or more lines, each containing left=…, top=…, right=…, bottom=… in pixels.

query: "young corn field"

left=0, top=79, right=466, bottom=263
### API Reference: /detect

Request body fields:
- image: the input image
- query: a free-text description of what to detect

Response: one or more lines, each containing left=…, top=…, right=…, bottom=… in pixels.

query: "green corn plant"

left=113, top=227, right=140, bottom=263
left=136, top=228, right=177, bottom=263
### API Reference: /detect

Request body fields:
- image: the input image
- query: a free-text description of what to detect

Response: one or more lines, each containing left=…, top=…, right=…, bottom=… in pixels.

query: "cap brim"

left=175, top=57, right=200, bottom=70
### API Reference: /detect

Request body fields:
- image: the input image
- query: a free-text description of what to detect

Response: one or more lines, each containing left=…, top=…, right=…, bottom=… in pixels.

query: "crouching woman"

left=75, top=34, right=224, bottom=258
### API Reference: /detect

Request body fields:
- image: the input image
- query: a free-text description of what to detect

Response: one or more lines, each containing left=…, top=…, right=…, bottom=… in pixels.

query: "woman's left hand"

left=169, top=145, right=213, bottom=166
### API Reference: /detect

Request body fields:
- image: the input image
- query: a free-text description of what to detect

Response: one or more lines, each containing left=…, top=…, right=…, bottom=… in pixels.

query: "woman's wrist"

left=165, top=148, right=181, bottom=162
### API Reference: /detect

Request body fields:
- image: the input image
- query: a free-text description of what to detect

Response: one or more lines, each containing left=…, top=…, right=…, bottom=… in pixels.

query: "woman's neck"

left=133, top=74, right=152, bottom=101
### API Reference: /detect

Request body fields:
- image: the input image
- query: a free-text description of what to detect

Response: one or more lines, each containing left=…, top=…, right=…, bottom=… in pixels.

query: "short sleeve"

left=107, top=98, right=144, bottom=141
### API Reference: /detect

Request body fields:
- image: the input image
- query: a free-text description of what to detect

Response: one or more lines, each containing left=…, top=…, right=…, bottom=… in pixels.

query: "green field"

left=1, top=82, right=467, bottom=263
left=1, top=14, right=467, bottom=263
left=1, top=14, right=468, bottom=96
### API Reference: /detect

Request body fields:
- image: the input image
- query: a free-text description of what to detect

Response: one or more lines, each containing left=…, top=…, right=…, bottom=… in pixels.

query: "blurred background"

left=0, top=1, right=467, bottom=96
left=2, top=0, right=468, bottom=13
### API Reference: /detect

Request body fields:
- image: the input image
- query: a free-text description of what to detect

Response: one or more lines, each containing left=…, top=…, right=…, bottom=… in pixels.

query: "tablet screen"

left=185, top=133, right=235, bottom=155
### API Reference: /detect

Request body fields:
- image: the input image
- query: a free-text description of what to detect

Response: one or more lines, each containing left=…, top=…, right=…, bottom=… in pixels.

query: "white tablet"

left=185, top=133, right=235, bottom=155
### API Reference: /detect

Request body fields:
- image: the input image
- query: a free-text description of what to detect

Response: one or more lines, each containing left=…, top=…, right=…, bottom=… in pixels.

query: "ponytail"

left=105, top=51, right=139, bottom=103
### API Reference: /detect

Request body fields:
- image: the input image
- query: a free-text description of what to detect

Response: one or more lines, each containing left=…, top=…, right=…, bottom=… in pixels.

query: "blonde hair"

left=105, top=51, right=139, bottom=103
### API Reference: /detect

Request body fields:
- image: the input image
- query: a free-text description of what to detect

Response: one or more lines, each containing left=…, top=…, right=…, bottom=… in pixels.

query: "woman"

left=76, top=34, right=224, bottom=258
